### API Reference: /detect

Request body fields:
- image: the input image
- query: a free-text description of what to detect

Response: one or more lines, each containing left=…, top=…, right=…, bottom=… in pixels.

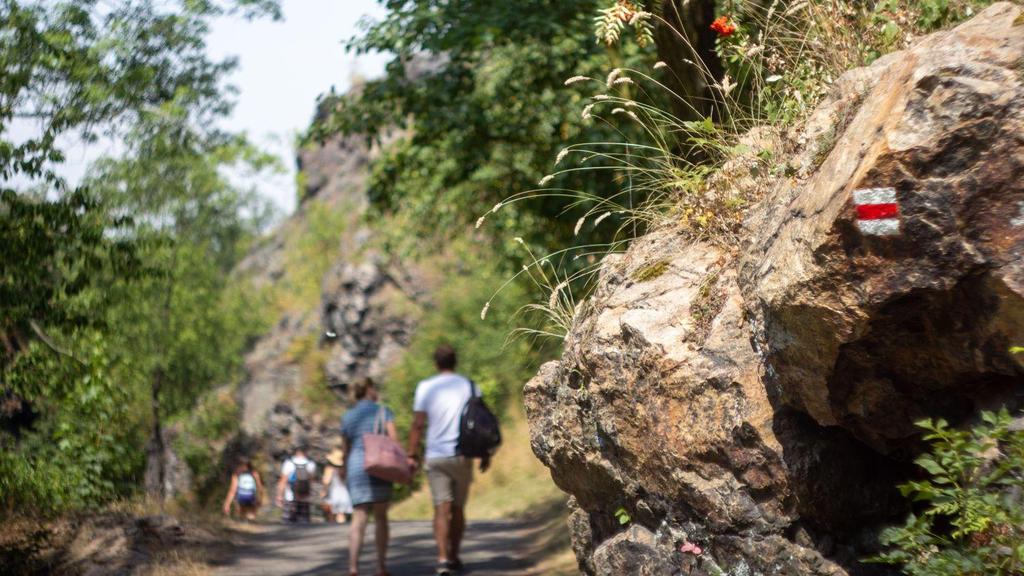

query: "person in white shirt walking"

left=275, top=440, right=317, bottom=523
left=406, top=345, right=490, bottom=576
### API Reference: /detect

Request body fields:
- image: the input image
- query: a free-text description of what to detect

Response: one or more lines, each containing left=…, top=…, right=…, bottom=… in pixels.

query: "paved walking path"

left=213, top=520, right=541, bottom=576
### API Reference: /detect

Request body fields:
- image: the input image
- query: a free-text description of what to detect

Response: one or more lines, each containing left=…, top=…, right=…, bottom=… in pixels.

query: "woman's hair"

left=235, top=459, right=252, bottom=473
left=351, top=376, right=375, bottom=401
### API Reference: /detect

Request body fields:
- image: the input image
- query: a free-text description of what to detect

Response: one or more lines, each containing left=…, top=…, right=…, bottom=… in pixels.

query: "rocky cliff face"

left=526, top=4, right=1024, bottom=575
left=231, top=123, right=421, bottom=468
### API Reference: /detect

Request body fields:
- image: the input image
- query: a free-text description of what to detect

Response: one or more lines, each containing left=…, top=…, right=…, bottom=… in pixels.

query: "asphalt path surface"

left=214, top=520, right=542, bottom=576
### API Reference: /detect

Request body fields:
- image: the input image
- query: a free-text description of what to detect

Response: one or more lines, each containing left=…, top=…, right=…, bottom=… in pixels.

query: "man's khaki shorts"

left=425, top=456, right=473, bottom=507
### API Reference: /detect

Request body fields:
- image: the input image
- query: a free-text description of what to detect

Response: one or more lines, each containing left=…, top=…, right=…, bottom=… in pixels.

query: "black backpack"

left=456, top=379, right=501, bottom=458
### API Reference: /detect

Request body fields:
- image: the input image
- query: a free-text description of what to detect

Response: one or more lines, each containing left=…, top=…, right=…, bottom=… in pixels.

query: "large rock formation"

left=231, top=124, right=421, bottom=472
left=526, top=4, right=1024, bottom=574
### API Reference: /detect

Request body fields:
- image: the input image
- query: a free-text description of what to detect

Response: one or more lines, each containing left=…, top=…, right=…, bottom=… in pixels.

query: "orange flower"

left=710, top=16, right=737, bottom=37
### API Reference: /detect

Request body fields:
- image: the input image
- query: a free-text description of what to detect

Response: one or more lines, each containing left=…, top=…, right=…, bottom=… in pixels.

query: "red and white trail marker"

left=853, top=187, right=900, bottom=236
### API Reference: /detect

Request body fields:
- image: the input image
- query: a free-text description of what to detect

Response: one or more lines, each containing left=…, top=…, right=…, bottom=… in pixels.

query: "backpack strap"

left=467, top=377, right=477, bottom=399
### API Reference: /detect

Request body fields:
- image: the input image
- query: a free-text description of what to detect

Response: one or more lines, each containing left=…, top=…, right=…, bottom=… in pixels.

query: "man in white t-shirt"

left=275, top=440, right=317, bottom=523
left=407, top=344, right=489, bottom=576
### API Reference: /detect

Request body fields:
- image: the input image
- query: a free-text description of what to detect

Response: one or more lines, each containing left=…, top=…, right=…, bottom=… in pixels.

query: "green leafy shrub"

left=874, top=409, right=1024, bottom=576
left=1, top=335, right=142, bottom=515
left=382, top=245, right=553, bottom=438
left=174, top=388, right=242, bottom=505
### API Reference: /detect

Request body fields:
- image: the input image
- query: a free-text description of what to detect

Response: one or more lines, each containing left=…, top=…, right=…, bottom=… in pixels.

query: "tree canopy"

left=1, top=0, right=280, bottom=513
left=310, top=0, right=658, bottom=264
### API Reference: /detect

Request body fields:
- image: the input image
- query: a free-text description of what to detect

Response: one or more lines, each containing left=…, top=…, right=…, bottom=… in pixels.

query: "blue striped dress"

left=340, top=400, right=395, bottom=506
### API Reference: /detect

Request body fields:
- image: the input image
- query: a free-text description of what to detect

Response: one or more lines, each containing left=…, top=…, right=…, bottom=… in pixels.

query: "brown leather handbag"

left=362, top=404, right=412, bottom=484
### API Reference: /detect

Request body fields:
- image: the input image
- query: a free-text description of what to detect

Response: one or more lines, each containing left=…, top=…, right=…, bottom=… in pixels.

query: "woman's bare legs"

left=348, top=504, right=371, bottom=574
left=373, top=502, right=390, bottom=574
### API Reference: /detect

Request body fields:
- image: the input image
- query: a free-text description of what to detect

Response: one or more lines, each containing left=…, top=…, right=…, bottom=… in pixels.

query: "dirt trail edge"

left=213, top=520, right=546, bottom=576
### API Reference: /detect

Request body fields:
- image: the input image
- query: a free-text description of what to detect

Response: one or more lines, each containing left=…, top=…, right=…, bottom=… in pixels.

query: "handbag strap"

left=372, top=403, right=386, bottom=435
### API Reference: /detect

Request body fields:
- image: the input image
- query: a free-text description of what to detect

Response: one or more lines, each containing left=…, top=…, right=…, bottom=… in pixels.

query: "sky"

left=24, top=0, right=389, bottom=215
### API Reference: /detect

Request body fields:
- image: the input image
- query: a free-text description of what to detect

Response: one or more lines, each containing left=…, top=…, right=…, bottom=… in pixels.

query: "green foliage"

left=1, top=0, right=279, bottom=515
left=273, top=200, right=352, bottom=315
left=614, top=506, right=631, bottom=525
left=0, top=189, right=142, bottom=359
left=89, top=108, right=279, bottom=414
left=873, top=0, right=994, bottom=40
left=873, top=409, right=1024, bottom=576
left=174, top=388, right=241, bottom=503
left=382, top=244, right=553, bottom=437
left=2, top=335, right=142, bottom=513
left=310, top=0, right=655, bottom=267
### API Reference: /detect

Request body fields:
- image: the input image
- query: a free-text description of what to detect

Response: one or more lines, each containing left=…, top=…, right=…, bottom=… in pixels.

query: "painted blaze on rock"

left=526, top=4, right=1024, bottom=575
left=852, top=187, right=900, bottom=236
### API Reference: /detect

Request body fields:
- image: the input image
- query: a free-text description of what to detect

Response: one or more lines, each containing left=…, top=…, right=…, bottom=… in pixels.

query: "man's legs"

left=348, top=504, right=370, bottom=574
left=373, top=502, right=390, bottom=573
left=449, top=457, right=472, bottom=567
left=449, top=504, right=465, bottom=564
left=433, top=500, right=452, bottom=563
left=426, top=457, right=472, bottom=570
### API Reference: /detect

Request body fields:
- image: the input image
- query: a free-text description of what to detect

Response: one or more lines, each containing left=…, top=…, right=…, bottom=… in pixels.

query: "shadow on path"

left=213, top=520, right=540, bottom=576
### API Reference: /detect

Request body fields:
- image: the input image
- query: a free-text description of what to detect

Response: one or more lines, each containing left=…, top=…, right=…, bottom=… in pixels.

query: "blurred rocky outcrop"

left=231, top=115, right=420, bottom=479
left=526, top=4, right=1024, bottom=574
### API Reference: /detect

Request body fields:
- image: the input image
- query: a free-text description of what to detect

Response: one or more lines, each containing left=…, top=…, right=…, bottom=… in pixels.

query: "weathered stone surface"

left=527, top=4, right=1024, bottom=574
left=592, top=525, right=676, bottom=576
left=742, top=1, right=1024, bottom=453
left=526, top=231, right=850, bottom=575
left=320, top=256, right=418, bottom=391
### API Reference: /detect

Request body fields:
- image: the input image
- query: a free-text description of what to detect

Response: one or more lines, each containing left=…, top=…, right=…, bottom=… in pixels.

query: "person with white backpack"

left=223, top=458, right=264, bottom=521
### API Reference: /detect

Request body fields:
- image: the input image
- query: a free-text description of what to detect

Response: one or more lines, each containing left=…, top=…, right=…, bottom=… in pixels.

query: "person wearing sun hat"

left=322, top=446, right=353, bottom=523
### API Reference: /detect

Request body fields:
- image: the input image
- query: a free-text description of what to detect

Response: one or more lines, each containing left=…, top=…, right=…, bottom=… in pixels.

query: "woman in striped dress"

left=340, top=377, right=396, bottom=576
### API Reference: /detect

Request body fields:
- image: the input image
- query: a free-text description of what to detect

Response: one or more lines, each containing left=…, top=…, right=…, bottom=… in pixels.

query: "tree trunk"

left=654, top=0, right=723, bottom=122
left=145, top=367, right=166, bottom=502
left=145, top=257, right=176, bottom=503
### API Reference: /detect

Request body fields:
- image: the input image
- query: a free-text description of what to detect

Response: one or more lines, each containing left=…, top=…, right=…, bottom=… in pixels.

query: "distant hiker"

left=407, top=344, right=498, bottom=576
left=341, top=377, right=399, bottom=576
left=275, top=440, right=317, bottom=523
left=322, top=446, right=354, bottom=523
left=223, top=458, right=264, bottom=520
